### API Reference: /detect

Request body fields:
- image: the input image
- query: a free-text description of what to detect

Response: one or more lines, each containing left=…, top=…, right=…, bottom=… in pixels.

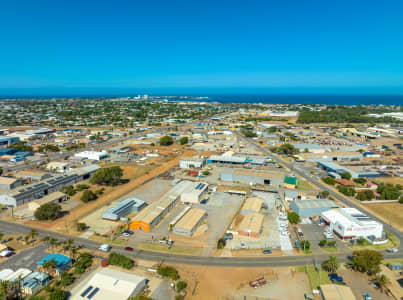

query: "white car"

left=99, top=244, right=111, bottom=252
left=386, top=248, right=398, bottom=253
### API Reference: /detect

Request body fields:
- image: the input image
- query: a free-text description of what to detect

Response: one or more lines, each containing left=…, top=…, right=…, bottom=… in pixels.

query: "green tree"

left=0, top=167, right=2, bottom=176
left=341, top=172, right=352, bottom=180
left=287, top=212, right=300, bottom=224
left=108, top=252, right=134, bottom=269
left=159, top=135, right=174, bottom=146
left=43, top=259, right=58, bottom=275
left=48, top=288, right=67, bottom=300
left=34, top=203, right=62, bottom=221
left=202, top=170, right=210, bottom=176
left=29, top=229, right=39, bottom=245
left=322, top=177, right=336, bottom=185
left=60, top=272, right=74, bottom=287
left=319, top=190, right=330, bottom=198
left=9, top=141, right=33, bottom=152
left=176, top=281, right=187, bottom=292
left=90, top=166, right=124, bottom=186
left=319, top=239, right=327, bottom=247
left=77, top=222, right=87, bottom=232
left=179, top=137, right=188, bottom=145
left=322, top=255, right=339, bottom=272
left=356, top=190, right=375, bottom=201
left=80, top=190, right=97, bottom=203
left=300, top=240, right=310, bottom=251
left=353, top=178, right=366, bottom=185
left=338, top=186, right=355, bottom=197
left=157, top=266, right=179, bottom=280
left=217, top=238, right=226, bottom=249
left=346, top=250, right=383, bottom=275
left=276, top=143, right=299, bottom=155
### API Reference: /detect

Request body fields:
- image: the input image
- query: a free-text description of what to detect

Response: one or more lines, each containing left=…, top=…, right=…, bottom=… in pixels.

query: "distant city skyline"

left=1, top=0, right=403, bottom=95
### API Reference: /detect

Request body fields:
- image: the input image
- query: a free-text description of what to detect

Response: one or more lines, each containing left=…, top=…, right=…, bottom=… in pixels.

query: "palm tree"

left=322, top=255, right=339, bottom=273
left=43, top=259, right=58, bottom=276
left=376, top=274, right=390, bottom=293
left=29, top=229, right=39, bottom=245
left=0, top=280, right=11, bottom=299
left=23, top=235, right=30, bottom=245
left=49, top=237, right=58, bottom=253
left=43, top=236, right=51, bottom=248
left=0, top=232, right=4, bottom=241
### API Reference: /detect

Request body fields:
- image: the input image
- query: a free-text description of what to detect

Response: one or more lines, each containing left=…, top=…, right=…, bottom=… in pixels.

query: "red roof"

left=336, top=179, right=355, bottom=186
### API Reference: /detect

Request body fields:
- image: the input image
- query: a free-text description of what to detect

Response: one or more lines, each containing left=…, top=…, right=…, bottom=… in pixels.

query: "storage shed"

left=290, top=199, right=338, bottom=217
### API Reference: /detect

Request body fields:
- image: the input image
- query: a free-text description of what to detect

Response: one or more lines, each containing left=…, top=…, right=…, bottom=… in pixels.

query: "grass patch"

left=137, top=243, right=201, bottom=256
left=383, top=259, right=403, bottom=264
left=322, top=246, right=338, bottom=253
left=350, top=231, right=400, bottom=251
left=89, top=234, right=126, bottom=246
left=297, top=180, right=312, bottom=190
left=303, top=265, right=331, bottom=290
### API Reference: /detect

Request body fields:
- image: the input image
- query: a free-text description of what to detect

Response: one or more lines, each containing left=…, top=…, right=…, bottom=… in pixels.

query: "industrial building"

left=3, top=268, right=32, bottom=282
left=71, top=267, right=147, bottom=300
left=237, top=213, right=264, bottom=238
left=294, top=143, right=325, bottom=153
left=240, top=197, right=263, bottom=215
left=0, top=136, right=19, bottom=147
left=320, top=284, right=356, bottom=300
left=129, top=180, right=193, bottom=231
left=37, top=254, right=71, bottom=276
left=0, top=176, right=24, bottom=190
left=172, top=207, right=207, bottom=236
left=46, top=161, right=70, bottom=172
left=317, top=160, right=381, bottom=178
left=220, top=168, right=283, bottom=187
left=102, top=198, right=146, bottom=221
left=208, top=153, right=247, bottom=164
left=22, top=272, right=50, bottom=295
left=179, top=156, right=206, bottom=169
left=15, top=170, right=53, bottom=181
left=0, top=165, right=99, bottom=206
left=321, top=208, right=383, bottom=240
left=290, top=199, right=338, bottom=217
left=74, top=150, right=109, bottom=161
left=28, top=192, right=67, bottom=212
left=180, top=182, right=208, bottom=204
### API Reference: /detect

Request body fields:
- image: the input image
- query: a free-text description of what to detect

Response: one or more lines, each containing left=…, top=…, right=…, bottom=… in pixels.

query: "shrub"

left=74, top=253, right=93, bottom=274
left=319, top=239, right=327, bottom=247
left=353, top=178, right=366, bottom=185
left=176, top=281, right=187, bottom=292
left=108, top=252, right=134, bottom=269
left=179, top=137, right=188, bottom=145
left=338, top=186, right=355, bottom=197
left=94, top=189, right=104, bottom=196
left=76, top=184, right=89, bottom=191
left=60, top=272, right=74, bottom=287
left=80, top=190, right=97, bottom=203
left=341, top=172, right=352, bottom=180
left=90, top=166, right=124, bottom=186
left=217, top=238, right=226, bottom=249
left=287, top=212, right=300, bottom=224
left=300, top=240, right=310, bottom=251
left=356, top=190, right=375, bottom=201
left=48, top=289, right=67, bottom=300
left=202, top=170, right=210, bottom=176
left=322, top=177, right=336, bottom=185
left=61, top=185, right=76, bottom=196
left=34, top=203, right=62, bottom=221
left=327, top=241, right=337, bottom=247
left=77, top=222, right=87, bottom=232
left=157, top=266, right=179, bottom=280
left=159, top=135, right=174, bottom=146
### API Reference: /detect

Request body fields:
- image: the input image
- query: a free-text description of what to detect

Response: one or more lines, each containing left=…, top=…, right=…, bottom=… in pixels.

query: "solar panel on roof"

left=80, top=286, right=93, bottom=297
left=87, top=287, right=99, bottom=299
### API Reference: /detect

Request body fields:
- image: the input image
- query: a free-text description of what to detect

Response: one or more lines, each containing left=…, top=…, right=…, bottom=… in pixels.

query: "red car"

left=124, top=247, right=134, bottom=251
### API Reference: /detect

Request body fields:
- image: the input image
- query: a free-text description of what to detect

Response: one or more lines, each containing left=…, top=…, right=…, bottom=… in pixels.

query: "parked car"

left=122, top=232, right=130, bottom=237
left=262, top=249, right=272, bottom=254
left=386, top=248, right=398, bottom=253
left=224, top=233, right=233, bottom=241
left=99, top=244, right=111, bottom=252
left=364, top=293, right=372, bottom=300
left=124, top=247, right=134, bottom=251
left=329, top=273, right=343, bottom=282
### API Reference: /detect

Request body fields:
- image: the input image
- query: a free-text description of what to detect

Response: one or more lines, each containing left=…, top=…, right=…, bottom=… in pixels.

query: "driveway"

left=0, top=243, right=48, bottom=271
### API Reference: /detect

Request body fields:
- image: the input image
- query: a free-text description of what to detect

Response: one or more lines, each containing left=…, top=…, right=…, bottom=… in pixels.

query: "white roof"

left=321, top=208, right=379, bottom=228
left=0, top=269, right=14, bottom=280
left=3, top=268, right=32, bottom=282
left=71, top=268, right=146, bottom=300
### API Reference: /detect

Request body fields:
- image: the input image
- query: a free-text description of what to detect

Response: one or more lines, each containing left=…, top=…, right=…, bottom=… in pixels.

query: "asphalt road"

left=235, top=133, right=403, bottom=251
left=1, top=219, right=402, bottom=268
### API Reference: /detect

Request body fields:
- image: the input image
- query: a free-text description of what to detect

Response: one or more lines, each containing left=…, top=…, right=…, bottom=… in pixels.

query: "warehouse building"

left=179, top=156, right=206, bottom=169
left=317, top=160, right=381, bottom=178
left=294, top=143, right=325, bottom=154
left=180, top=182, right=208, bottom=204
left=290, top=199, right=338, bottom=217
left=129, top=180, right=193, bottom=231
left=0, top=176, right=24, bottom=190
left=28, top=192, right=67, bottom=212
left=71, top=267, right=147, bottom=300
left=22, top=272, right=50, bottom=295
left=240, top=197, right=263, bottom=215
left=102, top=198, right=146, bottom=221
left=208, top=153, right=247, bottom=165
left=15, top=170, right=53, bottom=181
left=74, top=150, right=109, bottom=161
left=237, top=213, right=264, bottom=238
left=3, top=268, right=32, bottom=282
left=220, top=168, right=283, bottom=187
left=0, top=136, right=19, bottom=147
left=0, top=165, right=99, bottom=206
left=172, top=208, right=207, bottom=236
left=320, top=284, right=356, bottom=300
left=321, top=208, right=383, bottom=240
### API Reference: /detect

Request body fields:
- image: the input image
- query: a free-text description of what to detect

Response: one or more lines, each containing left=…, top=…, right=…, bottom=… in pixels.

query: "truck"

left=249, top=276, right=267, bottom=288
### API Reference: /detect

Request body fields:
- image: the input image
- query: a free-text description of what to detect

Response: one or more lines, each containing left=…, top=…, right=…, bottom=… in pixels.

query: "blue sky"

left=1, top=0, right=403, bottom=95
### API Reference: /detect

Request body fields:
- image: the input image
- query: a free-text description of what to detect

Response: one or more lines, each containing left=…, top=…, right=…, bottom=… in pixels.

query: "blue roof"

left=0, top=148, right=18, bottom=155
left=37, top=254, right=71, bottom=267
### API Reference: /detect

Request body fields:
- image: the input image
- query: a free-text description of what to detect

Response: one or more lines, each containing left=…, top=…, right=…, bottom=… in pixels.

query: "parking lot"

left=0, top=243, right=48, bottom=271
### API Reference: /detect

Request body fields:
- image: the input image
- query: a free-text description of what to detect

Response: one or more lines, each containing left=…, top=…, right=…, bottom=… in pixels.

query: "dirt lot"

left=374, top=176, right=403, bottom=186
left=172, top=264, right=310, bottom=300
left=365, top=202, right=403, bottom=232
